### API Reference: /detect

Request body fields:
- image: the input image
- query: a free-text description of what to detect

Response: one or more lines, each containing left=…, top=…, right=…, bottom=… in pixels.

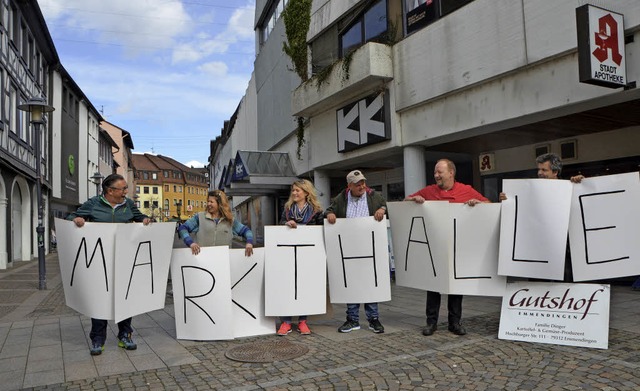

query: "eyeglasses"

left=109, top=186, right=128, bottom=191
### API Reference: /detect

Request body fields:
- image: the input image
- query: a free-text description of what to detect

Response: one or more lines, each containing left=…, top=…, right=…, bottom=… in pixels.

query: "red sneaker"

left=297, top=320, right=311, bottom=335
left=277, top=322, right=292, bottom=336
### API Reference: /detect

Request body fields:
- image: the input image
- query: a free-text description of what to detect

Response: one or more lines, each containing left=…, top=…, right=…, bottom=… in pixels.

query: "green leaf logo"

left=68, top=155, right=75, bottom=175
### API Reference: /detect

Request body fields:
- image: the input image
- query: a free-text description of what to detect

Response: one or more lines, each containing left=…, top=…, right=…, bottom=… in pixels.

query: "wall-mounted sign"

left=405, top=0, right=438, bottom=35
left=232, top=153, right=248, bottom=181
left=336, top=90, right=391, bottom=153
left=576, top=5, right=626, bottom=88
left=68, top=155, right=75, bottom=175
left=479, top=153, right=495, bottom=173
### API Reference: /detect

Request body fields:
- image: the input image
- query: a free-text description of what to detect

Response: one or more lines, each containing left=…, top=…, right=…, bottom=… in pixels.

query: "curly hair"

left=207, top=190, right=234, bottom=222
left=284, top=179, right=323, bottom=213
left=536, top=153, right=562, bottom=176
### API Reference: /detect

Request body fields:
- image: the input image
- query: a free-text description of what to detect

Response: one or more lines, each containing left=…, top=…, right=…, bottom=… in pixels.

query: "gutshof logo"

left=508, top=287, right=605, bottom=320
left=68, top=155, right=75, bottom=175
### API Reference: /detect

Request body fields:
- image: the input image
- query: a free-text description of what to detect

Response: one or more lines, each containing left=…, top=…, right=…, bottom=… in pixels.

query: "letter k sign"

left=337, top=92, right=388, bottom=152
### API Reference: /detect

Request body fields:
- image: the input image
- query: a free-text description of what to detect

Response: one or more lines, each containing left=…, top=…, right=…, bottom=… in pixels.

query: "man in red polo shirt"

left=405, top=159, right=489, bottom=336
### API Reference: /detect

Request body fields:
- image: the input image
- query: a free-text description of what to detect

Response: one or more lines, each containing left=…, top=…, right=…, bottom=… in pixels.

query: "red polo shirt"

left=408, top=182, right=488, bottom=203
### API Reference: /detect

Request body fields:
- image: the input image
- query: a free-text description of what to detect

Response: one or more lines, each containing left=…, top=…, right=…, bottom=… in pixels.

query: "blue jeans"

left=346, top=303, right=378, bottom=322
left=281, top=316, right=308, bottom=324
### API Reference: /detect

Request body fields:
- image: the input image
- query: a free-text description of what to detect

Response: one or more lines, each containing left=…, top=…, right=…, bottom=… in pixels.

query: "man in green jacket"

left=67, top=173, right=150, bottom=356
left=326, top=169, right=387, bottom=334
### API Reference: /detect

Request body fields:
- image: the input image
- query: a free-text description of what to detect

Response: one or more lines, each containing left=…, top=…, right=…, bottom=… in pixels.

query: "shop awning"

left=223, top=151, right=299, bottom=196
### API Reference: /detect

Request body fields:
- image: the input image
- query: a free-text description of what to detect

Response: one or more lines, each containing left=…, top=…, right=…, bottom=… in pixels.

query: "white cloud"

left=185, top=160, right=206, bottom=168
left=39, top=0, right=192, bottom=55
left=197, top=61, right=228, bottom=77
left=171, top=4, right=255, bottom=64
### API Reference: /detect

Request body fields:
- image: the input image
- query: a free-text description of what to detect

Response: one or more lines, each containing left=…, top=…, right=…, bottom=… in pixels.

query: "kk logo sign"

left=336, top=91, right=391, bottom=153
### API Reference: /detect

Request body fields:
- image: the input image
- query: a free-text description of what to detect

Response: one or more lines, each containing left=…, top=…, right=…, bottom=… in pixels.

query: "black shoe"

left=89, top=341, right=104, bottom=356
left=338, top=318, right=360, bottom=333
left=368, top=318, right=384, bottom=334
left=448, top=323, right=467, bottom=335
left=422, top=323, right=437, bottom=336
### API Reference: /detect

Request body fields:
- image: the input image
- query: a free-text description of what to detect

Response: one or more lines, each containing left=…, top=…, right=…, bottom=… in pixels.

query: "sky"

left=38, top=0, right=256, bottom=168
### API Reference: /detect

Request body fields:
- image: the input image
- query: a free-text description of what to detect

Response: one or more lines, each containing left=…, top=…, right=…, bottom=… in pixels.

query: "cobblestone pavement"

left=1, top=255, right=640, bottom=390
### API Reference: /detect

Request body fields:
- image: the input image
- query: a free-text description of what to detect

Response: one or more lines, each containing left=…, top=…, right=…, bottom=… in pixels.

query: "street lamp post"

left=90, top=172, right=104, bottom=196
left=18, top=97, right=55, bottom=290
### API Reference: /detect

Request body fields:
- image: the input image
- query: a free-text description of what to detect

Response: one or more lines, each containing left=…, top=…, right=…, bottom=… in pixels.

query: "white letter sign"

left=56, top=218, right=117, bottom=319
left=387, top=201, right=449, bottom=293
left=324, top=217, right=391, bottom=303
left=498, top=179, right=573, bottom=280
left=171, top=247, right=234, bottom=340
left=230, top=248, right=275, bottom=337
left=114, top=222, right=175, bottom=322
left=569, top=172, right=640, bottom=281
left=264, top=226, right=327, bottom=316
left=388, top=202, right=505, bottom=296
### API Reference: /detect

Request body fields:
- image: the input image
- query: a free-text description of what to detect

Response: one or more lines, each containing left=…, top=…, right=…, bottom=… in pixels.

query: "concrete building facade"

left=212, top=0, right=640, bottom=242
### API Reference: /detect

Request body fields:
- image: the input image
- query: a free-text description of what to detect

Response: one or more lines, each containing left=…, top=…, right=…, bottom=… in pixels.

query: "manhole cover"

left=225, top=340, right=309, bottom=363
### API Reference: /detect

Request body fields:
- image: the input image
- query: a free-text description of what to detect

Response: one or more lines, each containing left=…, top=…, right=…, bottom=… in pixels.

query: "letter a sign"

left=576, top=5, right=626, bottom=88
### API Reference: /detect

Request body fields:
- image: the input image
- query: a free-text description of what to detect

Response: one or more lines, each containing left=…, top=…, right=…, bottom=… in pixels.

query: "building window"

left=153, top=187, right=158, bottom=194
left=340, top=0, right=387, bottom=57
left=136, top=186, right=140, bottom=193
left=143, top=171, right=149, bottom=179
left=165, top=184, right=169, bottom=192
left=173, top=185, right=177, bottom=192
left=164, top=170, right=169, bottom=178
left=143, top=186, right=149, bottom=194
left=152, top=172, right=157, bottom=179
left=259, top=0, right=288, bottom=47
left=164, top=199, right=169, bottom=209
left=8, top=83, right=16, bottom=135
left=144, top=201, right=150, bottom=208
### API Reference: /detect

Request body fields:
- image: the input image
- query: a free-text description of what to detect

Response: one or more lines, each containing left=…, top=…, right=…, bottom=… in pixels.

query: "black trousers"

left=425, top=291, right=463, bottom=325
left=90, top=317, right=133, bottom=345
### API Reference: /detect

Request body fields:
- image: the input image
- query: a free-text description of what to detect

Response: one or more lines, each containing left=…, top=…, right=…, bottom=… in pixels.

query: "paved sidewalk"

left=1, top=254, right=640, bottom=390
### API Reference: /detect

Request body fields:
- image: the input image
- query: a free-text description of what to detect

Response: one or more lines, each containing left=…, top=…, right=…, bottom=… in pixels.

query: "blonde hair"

left=207, top=190, right=233, bottom=222
left=284, top=179, right=323, bottom=213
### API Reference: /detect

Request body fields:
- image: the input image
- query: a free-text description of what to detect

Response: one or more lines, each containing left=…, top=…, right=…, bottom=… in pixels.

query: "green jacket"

left=67, top=196, right=148, bottom=224
left=325, top=188, right=387, bottom=218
